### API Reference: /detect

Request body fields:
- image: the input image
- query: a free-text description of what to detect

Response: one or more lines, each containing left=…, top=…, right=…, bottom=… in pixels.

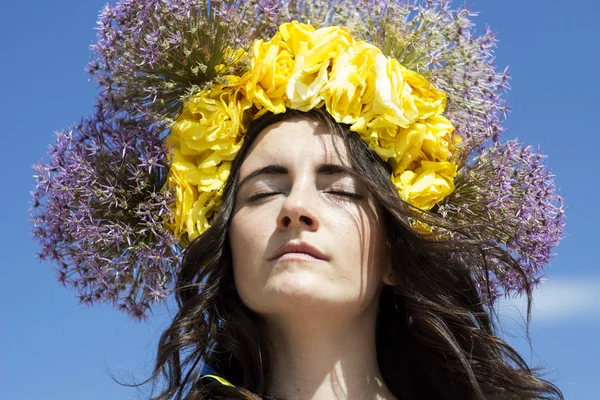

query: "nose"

left=277, top=187, right=320, bottom=232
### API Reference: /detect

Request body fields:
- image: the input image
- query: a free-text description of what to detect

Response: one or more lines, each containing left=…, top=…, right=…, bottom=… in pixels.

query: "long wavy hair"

left=149, top=108, right=563, bottom=400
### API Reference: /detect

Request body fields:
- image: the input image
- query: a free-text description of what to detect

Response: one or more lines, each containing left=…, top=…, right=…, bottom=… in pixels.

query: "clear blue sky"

left=1, top=1, right=599, bottom=399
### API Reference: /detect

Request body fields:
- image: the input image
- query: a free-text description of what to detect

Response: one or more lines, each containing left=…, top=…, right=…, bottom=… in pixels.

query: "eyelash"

left=247, top=191, right=281, bottom=201
left=247, top=190, right=363, bottom=202
left=326, top=190, right=364, bottom=200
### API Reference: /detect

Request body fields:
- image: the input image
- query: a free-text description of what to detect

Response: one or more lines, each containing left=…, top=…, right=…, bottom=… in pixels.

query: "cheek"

left=229, top=212, right=260, bottom=271
left=230, top=202, right=279, bottom=247
left=326, top=205, right=389, bottom=292
left=229, top=217, right=257, bottom=306
left=228, top=208, right=276, bottom=304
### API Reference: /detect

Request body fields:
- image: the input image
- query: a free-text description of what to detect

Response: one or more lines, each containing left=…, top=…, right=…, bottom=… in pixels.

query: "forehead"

left=240, top=118, right=350, bottom=171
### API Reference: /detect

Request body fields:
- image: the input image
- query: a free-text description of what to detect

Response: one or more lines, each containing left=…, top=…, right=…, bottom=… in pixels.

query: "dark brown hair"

left=149, top=108, right=563, bottom=400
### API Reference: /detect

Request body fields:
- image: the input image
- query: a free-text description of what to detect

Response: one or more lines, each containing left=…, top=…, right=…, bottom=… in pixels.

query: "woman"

left=150, top=110, right=563, bottom=400
left=31, top=1, right=565, bottom=399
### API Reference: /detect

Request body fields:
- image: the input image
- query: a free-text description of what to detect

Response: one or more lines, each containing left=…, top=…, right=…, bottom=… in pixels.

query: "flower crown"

left=30, top=0, right=565, bottom=319
left=168, top=21, right=458, bottom=241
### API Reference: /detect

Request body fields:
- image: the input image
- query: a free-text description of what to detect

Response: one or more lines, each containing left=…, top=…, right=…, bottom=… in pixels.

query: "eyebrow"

left=238, top=163, right=350, bottom=190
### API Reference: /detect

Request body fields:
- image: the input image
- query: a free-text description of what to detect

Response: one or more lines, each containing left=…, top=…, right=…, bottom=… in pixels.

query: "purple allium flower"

left=88, top=0, right=283, bottom=121
left=440, top=140, right=566, bottom=301
left=30, top=107, right=180, bottom=320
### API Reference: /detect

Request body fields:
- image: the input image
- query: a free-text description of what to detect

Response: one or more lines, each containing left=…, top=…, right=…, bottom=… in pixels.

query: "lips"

left=269, top=241, right=329, bottom=262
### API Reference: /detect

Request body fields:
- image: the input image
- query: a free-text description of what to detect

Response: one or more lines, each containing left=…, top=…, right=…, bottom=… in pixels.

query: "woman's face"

left=229, top=117, right=391, bottom=319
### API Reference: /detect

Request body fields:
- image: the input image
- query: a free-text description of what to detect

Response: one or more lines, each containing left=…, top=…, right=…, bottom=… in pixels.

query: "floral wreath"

left=30, top=0, right=565, bottom=320
left=167, top=21, right=458, bottom=241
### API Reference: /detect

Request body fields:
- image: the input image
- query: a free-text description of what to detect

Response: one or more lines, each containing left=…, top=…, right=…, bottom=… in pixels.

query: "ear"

left=382, top=271, right=396, bottom=286
left=381, top=247, right=395, bottom=286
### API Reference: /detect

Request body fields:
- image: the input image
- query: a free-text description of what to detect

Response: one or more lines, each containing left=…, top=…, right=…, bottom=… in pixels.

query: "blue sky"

left=1, top=1, right=599, bottom=399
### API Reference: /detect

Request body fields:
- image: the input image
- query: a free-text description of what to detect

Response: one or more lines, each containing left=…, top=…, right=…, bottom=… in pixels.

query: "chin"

left=236, top=265, right=375, bottom=316
left=270, top=268, right=327, bottom=298
left=262, top=274, right=363, bottom=313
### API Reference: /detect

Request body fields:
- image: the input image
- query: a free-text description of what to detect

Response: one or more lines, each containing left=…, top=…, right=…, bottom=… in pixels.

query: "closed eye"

left=248, top=190, right=363, bottom=201
left=325, top=190, right=364, bottom=200
left=247, top=191, right=282, bottom=202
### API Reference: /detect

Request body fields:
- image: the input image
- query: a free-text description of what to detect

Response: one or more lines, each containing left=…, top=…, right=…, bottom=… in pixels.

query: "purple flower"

left=440, top=140, right=566, bottom=300
left=88, top=0, right=283, bottom=121
left=30, top=108, right=181, bottom=320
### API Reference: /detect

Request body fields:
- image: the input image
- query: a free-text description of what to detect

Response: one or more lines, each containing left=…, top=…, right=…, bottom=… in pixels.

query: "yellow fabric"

left=200, top=374, right=235, bottom=387
left=166, top=22, right=459, bottom=241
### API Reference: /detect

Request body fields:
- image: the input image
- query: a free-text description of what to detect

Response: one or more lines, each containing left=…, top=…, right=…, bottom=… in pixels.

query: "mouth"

left=269, top=241, right=329, bottom=262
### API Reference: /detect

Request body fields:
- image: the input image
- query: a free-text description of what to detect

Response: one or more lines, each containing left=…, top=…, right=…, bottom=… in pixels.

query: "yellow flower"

left=180, top=152, right=231, bottom=192
left=302, top=26, right=354, bottom=73
left=186, top=160, right=231, bottom=239
left=392, top=161, right=457, bottom=210
left=165, top=149, right=198, bottom=240
left=166, top=85, right=249, bottom=240
left=174, top=86, right=250, bottom=156
left=165, top=142, right=233, bottom=241
left=285, top=59, right=328, bottom=111
left=188, top=190, right=221, bottom=241
left=350, top=116, right=404, bottom=161
left=166, top=143, right=226, bottom=240
left=420, top=115, right=456, bottom=161
left=278, top=22, right=315, bottom=56
left=352, top=114, right=457, bottom=210
left=370, top=54, right=419, bottom=128
left=286, top=25, right=353, bottom=111
left=385, top=123, right=426, bottom=171
left=377, top=115, right=453, bottom=173
left=324, top=42, right=379, bottom=125
left=402, top=68, right=447, bottom=119
left=350, top=112, right=426, bottom=167
left=246, top=34, right=295, bottom=115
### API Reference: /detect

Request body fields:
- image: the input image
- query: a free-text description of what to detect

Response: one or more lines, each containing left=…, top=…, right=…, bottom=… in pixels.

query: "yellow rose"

left=285, top=59, right=328, bottom=111
left=186, top=163, right=231, bottom=240
left=393, top=161, right=457, bottom=210
left=402, top=68, right=447, bottom=119
left=165, top=144, right=199, bottom=238
left=371, top=54, right=420, bottom=128
left=186, top=191, right=221, bottom=240
left=166, top=85, right=249, bottom=240
left=350, top=112, right=425, bottom=166
left=385, top=122, right=426, bottom=171
left=420, top=115, right=456, bottom=161
left=350, top=116, right=406, bottom=161
left=165, top=154, right=198, bottom=240
left=178, top=152, right=230, bottom=192
left=286, top=26, right=353, bottom=111
left=173, top=86, right=250, bottom=157
left=246, top=35, right=295, bottom=114
left=324, top=42, right=379, bottom=125
left=278, top=22, right=315, bottom=56
left=303, top=26, right=354, bottom=73
left=165, top=142, right=233, bottom=240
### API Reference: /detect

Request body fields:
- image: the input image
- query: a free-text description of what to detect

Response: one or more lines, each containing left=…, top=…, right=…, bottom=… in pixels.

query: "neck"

left=262, top=306, right=396, bottom=400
